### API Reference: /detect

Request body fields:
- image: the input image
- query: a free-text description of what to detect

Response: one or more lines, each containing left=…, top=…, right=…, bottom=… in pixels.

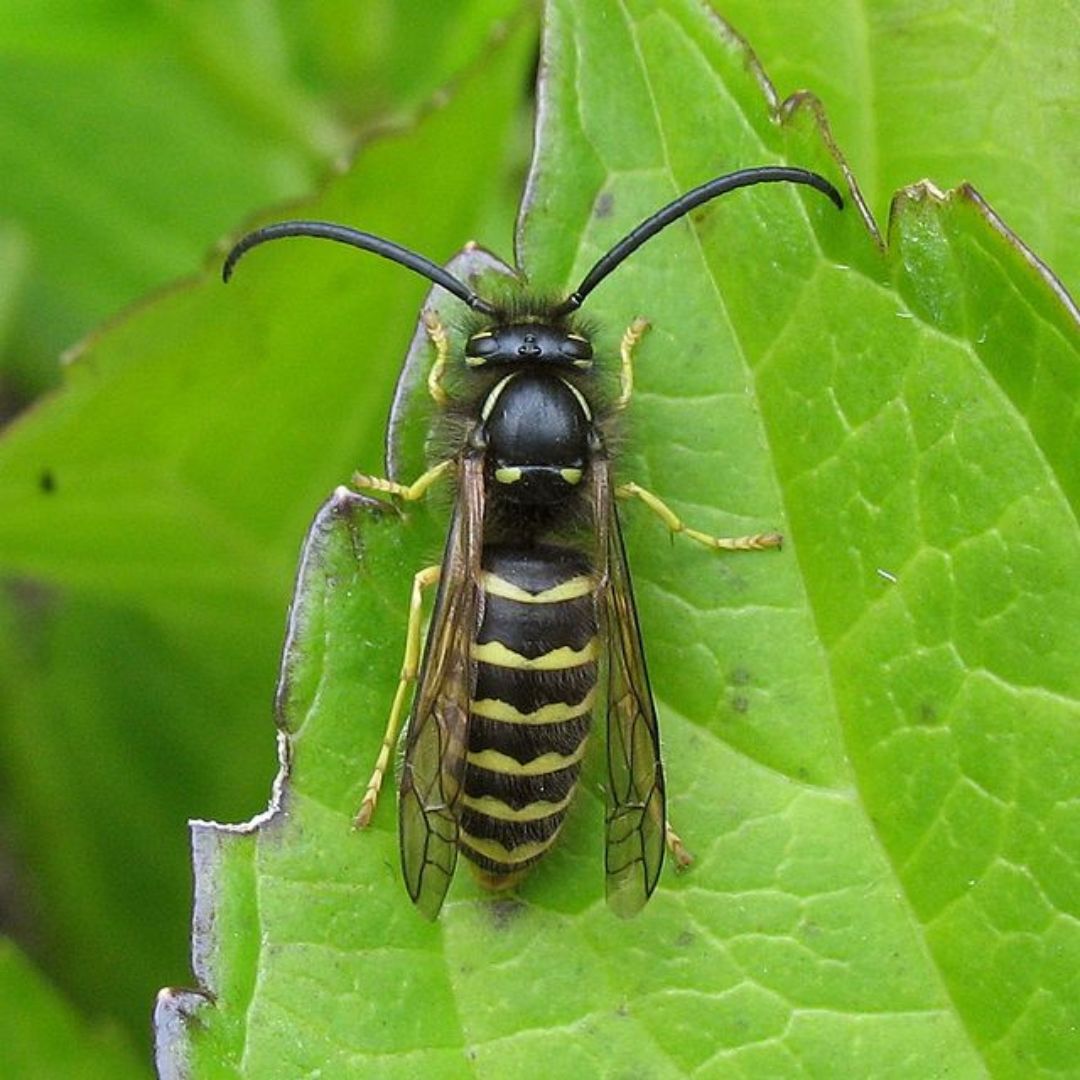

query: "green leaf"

left=715, top=0, right=1078, bottom=297
left=0, top=938, right=143, bottom=1080
left=0, top=3, right=533, bottom=1053
left=149, top=1, right=1078, bottom=1077
left=1, top=0, right=1075, bottom=1075
left=0, top=0, right=521, bottom=399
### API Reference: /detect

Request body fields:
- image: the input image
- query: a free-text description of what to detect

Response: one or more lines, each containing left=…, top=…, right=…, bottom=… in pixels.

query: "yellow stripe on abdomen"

left=480, top=571, right=595, bottom=604
left=466, top=742, right=588, bottom=776
left=461, top=791, right=574, bottom=822
left=471, top=638, right=598, bottom=670
left=458, top=832, right=563, bottom=867
left=470, top=688, right=595, bottom=725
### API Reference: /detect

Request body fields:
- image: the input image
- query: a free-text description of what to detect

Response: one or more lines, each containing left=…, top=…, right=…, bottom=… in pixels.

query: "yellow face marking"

left=458, top=832, right=562, bottom=866
left=466, top=331, right=495, bottom=365
left=471, top=688, right=596, bottom=725
left=466, top=741, right=588, bottom=776
left=481, top=572, right=595, bottom=604
left=494, top=466, right=523, bottom=484
left=461, top=791, right=575, bottom=822
left=566, top=335, right=593, bottom=367
left=471, top=639, right=599, bottom=670
left=559, top=467, right=583, bottom=485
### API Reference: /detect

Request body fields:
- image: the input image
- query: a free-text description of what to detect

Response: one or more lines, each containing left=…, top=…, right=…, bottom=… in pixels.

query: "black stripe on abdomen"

left=462, top=762, right=580, bottom=811
left=473, top=661, right=597, bottom=716
left=476, top=591, right=597, bottom=657
left=468, top=713, right=592, bottom=761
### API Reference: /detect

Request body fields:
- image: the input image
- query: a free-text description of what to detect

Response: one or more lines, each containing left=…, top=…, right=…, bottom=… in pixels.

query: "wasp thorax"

left=480, top=371, right=591, bottom=505
left=465, top=323, right=593, bottom=369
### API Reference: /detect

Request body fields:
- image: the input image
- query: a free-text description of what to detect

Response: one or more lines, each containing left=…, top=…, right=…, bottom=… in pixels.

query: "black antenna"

left=222, top=220, right=498, bottom=316
left=553, top=166, right=843, bottom=315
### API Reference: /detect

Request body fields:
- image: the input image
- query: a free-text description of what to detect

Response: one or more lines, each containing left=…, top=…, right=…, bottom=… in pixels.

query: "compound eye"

left=559, top=334, right=593, bottom=362
left=466, top=331, right=500, bottom=359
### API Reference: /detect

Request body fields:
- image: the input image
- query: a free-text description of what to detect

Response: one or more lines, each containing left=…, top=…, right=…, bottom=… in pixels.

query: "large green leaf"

left=150, top=1, right=1077, bottom=1077
left=0, top=0, right=1074, bottom=1074
left=0, top=0, right=521, bottom=400
left=0, top=4, right=534, bottom=1052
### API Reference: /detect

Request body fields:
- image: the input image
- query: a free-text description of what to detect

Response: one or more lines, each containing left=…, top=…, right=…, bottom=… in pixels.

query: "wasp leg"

left=666, top=822, right=693, bottom=869
left=616, top=482, right=782, bottom=552
left=355, top=563, right=442, bottom=827
left=424, top=310, right=452, bottom=406
left=615, top=317, right=650, bottom=412
left=352, top=459, right=453, bottom=501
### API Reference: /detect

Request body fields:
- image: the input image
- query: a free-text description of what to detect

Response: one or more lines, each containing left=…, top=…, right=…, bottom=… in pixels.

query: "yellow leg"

left=617, top=482, right=782, bottom=552
left=616, top=317, right=650, bottom=411
left=424, top=311, right=452, bottom=406
left=666, top=822, right=693, bottom=869
left=355, top=564, right=441, bottom=827
left=352, top=459, right=452, bottom=502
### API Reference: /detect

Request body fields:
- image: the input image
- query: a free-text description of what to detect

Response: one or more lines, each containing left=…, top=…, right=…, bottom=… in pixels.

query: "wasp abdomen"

left=460, top=543, right=598, bottom=886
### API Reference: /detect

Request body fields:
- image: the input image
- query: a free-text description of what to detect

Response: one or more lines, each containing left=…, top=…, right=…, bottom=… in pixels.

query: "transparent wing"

left=398, top=452, right=484, bottom=919
left=593, top=455, right=667, bottom=917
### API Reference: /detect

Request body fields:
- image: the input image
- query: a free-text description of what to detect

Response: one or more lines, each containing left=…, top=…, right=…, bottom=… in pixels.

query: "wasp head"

left=464, top=322, right=594, bottom=371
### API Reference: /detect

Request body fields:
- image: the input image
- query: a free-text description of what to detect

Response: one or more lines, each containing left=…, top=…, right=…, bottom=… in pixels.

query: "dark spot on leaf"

left=730, top=666, right=751, bottom=686
left=595, top=191, right=614, bottom=219
left=486, top=895, right=527, bottom=928
left=731, top=694, right=749, bottom=714
left=676, top=930, right=695, bottom=947
left=916, top=702, right=939, bottom=725
left=3, top=578, right=56, bottom=652
left=39, top=469, right=56, bottom=493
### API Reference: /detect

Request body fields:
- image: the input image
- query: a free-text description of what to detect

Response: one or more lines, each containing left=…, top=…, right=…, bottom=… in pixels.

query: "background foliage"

left=0, top=0, right=1075, bottom=1076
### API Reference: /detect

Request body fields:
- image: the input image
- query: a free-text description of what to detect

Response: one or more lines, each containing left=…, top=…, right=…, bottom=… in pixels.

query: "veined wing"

left=592, top=454, right=666, bottom=917
left=398, top=451, right=485, bottom=919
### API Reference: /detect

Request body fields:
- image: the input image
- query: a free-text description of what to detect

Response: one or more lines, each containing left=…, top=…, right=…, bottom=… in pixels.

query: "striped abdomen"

left=460, top=542, right=598, bottom=887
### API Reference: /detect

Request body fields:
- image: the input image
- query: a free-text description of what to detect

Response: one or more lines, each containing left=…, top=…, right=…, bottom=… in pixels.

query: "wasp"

left=224, top=166, right=843, bottom=918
